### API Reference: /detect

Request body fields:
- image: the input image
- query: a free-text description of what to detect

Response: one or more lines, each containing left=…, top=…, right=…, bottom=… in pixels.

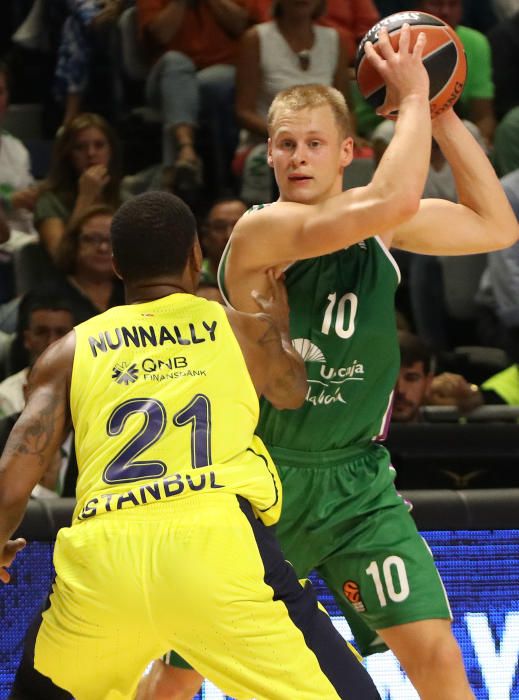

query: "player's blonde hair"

left=267, top=84, right=352, bottom=139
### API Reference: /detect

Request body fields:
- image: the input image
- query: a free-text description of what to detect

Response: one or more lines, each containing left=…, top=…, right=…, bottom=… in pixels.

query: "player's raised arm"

left=228, top=271, right=307, bottom=410
left=230, top=25, right=431, bottom=269
left=391, top=109, right=518, bottom=255
left=0, top=333, right=74, bottom=580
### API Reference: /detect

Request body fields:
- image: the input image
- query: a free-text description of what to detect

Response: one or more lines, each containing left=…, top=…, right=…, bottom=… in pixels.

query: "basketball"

left=355, top=11, right=467, bottom=119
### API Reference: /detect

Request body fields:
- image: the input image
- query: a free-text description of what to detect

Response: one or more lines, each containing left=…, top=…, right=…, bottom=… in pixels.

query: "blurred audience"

left=488, top=10, right=519, bottom=121
left=51, top=204, right=124, bottom=323
left=392, top=330, right=516, bottom=422
left=0, top=293, right=75, bottom=419
left=318, top=0, right=380, bottom=62
left=200, top=197, right=246, bottom=284
left=477, top=169, right=519, bottom=344
left=34, top=112, right=123, bottom=260
left=392, top=331, right=434, bottom=423
left=137, top=0, right=255, bottom=198
left=0, top=60, right=40, bottom=247
left=493, top=106, right=519, bottom=176
left=54, top=0, right=125, bottom=126
left=417, top=0, right=497, bottom=146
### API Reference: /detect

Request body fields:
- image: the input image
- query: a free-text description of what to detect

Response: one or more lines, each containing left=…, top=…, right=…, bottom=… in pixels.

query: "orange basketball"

left=343, top=580, right=361, bottom=603
left=355, top=11, right=467, bottom=119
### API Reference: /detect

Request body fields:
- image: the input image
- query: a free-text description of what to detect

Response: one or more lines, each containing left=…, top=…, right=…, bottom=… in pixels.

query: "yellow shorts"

left=35, top=493, right=378, bottom=700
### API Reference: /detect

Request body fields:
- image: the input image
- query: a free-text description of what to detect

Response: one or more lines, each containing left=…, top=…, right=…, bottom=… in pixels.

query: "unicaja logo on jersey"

left=112, top=362, right=139, bottom=385
left=292, top=338, right=365, bottom=406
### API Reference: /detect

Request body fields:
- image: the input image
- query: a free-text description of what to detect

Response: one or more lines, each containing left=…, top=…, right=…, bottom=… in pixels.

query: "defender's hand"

left=251, top=269, right=290, bottom=334
left=0, top=538, right=26, bottom=584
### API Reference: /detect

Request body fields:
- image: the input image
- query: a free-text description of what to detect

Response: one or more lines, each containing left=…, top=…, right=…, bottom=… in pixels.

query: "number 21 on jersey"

left=103, top=394, right=212, bottom=485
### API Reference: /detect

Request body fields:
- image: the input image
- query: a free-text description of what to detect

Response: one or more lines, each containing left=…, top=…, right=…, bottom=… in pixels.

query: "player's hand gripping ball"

left=355, top=11, right=467, bottom=118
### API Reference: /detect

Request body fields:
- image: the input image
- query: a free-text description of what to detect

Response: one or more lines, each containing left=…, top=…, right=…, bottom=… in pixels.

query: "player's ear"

left=191, top=235, right=203, bottom=273
left=267, top=138, right=274, bottom=168
left=340, top=136, right=354, bottom=168
left=111, top=255, right=122, bottom=280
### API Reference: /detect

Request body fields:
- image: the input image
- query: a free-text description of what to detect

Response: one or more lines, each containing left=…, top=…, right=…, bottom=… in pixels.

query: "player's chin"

left=285, top=181, right=318, bottom=203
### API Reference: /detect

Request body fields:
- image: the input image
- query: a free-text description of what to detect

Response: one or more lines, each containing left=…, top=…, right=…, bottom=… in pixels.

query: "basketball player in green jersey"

left=146, top=23, right=518, bottom=700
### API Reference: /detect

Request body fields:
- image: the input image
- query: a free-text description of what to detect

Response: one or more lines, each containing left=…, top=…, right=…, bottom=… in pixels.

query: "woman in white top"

left=235, top=0, right=352, bottom=202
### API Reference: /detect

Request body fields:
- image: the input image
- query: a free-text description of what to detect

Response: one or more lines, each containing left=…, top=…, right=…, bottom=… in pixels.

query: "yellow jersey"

left=70, top=293, right=281, bottom=525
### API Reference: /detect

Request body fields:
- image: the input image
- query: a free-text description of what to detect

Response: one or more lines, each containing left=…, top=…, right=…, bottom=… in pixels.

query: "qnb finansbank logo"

left=112, top=362, right=139, bottom=385
left=292, top=338, right=365, bottom=406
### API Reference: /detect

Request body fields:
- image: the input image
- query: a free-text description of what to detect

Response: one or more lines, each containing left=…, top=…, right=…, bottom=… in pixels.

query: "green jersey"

left=219, top=227, right=400, bottom=457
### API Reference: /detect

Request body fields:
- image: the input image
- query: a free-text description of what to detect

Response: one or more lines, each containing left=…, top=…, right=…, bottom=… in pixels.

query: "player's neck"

left=125, top=278, right=195, bottom=304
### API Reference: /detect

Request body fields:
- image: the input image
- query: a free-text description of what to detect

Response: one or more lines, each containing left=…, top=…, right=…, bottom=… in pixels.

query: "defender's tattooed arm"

left=0, top=332, right=75, bottom=582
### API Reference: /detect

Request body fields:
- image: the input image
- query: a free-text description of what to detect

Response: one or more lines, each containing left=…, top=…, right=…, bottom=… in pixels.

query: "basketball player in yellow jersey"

left=0, top=191, right=380, bottom=700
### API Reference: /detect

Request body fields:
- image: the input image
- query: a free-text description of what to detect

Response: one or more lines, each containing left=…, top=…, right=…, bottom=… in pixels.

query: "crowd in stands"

left=0, top=0, right=518, bottom=498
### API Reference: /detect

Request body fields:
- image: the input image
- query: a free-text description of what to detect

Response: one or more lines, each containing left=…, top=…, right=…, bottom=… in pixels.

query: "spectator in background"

left=34, top=112, right=123, bottom=260
left=53, top=0, right=125, bottom=126
left=428, top=327, right=519, bottom=407
left=235, top=0, right=353, bottom=203
left=316, top=0, right=380, bottom=62
left=200, top=197, right=247, bottom=285
left=0, top=61, right=40, bottom=247
left=477, top=169, right=519, bottom=348
left=493, top=106, right=519, bottom=176
left=0, top=293, right=75, bottom=420
left=392, top=331, right=434, bottom=423
left=391, top=331, right=502, bottom=423
left=488, top=12, right=519, bottom=176
left=492, top=0, right=519, bottom=19
left=417, top=0, right=497, bottom=146
left=49, top=204, right=124, bottom=323
left=458, top=0, right=499, bottom=32
left=488, top=10, right=519, bottom=121
left=137, top=0, right=255, bottom=199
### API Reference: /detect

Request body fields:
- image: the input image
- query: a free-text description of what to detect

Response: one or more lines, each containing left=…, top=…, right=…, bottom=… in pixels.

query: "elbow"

left=500, top=222, right=519, bottom=250
left=489, top=220, right=519, bottom=251
left=270, top=383, right=307, bottom=411
left=284, top=387, right=307, bottom=410
left=392, top=191, right=421, bottom=225
left=371, top=183, right=422, bottom=231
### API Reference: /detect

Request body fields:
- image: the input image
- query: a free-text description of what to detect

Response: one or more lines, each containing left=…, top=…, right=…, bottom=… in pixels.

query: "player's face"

left=24, top=309, right=74, bottom=361
left=76, top=214, right=114, bottom=277
left=71, top=127, right=111, bottom=174
left=419, top=0, right=462, bottom=28
left=268, top=105, right=353, bottom=204
left=392, top=361, right=432, bottom=422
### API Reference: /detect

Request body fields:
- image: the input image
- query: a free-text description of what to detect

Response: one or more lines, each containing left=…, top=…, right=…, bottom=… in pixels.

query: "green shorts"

left=271, top=442, right=452, bottom=657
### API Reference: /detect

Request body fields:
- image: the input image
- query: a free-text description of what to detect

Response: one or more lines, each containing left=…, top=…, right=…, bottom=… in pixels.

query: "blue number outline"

left=103, top=398, right=168, bottom=484
left=173, top=393, right=212, bottom=468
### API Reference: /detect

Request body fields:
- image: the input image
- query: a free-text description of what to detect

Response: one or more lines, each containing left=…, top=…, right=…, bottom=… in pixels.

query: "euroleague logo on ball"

left=355, top=11, right=467, bottom=119
left=343, top=580, right=366, bottom=613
